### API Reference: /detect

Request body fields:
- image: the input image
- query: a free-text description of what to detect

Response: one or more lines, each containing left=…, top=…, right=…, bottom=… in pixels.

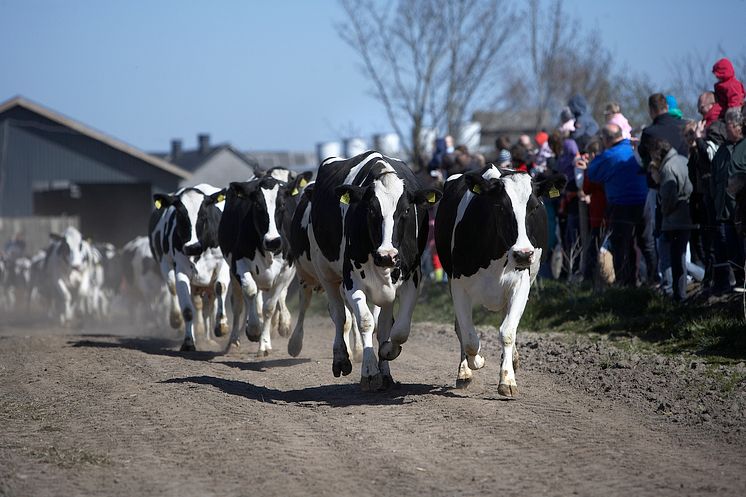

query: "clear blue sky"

left=1, top=0, right=744, bottom=153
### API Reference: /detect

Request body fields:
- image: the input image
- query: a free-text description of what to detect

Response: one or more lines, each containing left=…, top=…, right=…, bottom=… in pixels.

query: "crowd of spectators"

left=424, top=57, right=746, bottom=301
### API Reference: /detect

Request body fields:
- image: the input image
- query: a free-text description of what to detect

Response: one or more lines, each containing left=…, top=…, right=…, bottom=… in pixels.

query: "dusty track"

left=1, top=315, right=745, bottom=496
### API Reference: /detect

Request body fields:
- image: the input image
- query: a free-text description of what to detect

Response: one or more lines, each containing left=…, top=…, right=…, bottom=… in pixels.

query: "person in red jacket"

left=712, top=58, right=745, bottom=119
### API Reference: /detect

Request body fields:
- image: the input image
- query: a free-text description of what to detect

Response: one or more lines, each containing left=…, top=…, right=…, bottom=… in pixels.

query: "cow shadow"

left=160, top=375, right=462, bottom=407
left=69, top=336, right=221, bottom=361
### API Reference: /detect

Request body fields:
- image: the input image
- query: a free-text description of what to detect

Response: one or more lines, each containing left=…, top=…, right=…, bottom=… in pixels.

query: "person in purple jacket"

left=581, top=123, right=658, bottom=287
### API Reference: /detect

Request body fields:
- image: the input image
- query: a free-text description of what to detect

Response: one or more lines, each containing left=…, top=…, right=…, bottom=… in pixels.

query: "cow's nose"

left=512, top=248, right=534, bottom=267
left=263, top=237, right=282, bottom=254
left=373, top=248, right=399, bottom=268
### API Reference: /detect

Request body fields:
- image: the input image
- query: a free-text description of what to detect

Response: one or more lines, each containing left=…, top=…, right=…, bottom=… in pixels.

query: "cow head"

left=728, top=172, right=746, bottom=238
left=154, top=187, right=225, bottom=256
left=227, top=177, right=287, bottom=255
left=335, top=170, right=441, bottom=269
left=49, top=226, right=86, bottom=270
left=464, top=168, right=566, bottom=269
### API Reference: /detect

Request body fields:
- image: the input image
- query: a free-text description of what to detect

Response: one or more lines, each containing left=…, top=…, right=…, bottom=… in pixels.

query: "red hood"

left=713, top=58, right=735, bottom=81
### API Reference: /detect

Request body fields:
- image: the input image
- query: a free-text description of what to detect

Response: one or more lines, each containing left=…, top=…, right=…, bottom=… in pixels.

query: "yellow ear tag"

left=471, top=184, right=482, bottom=194
left=340, top=192, right=350, bottom=205
left=291, top=187, right=299, bottom=196
left=548, top=186, right=560, bottom=198
left=217, top=193, right=225, bottom=203
left=154, top=199, right=162, bottom=209
left=299, top=178, right=308, bottom=187
left=427, top=192, right=436, bottom=204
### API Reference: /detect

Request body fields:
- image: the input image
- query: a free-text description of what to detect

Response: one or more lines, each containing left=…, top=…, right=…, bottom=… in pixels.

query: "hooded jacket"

left=656, top=148, right=695, bottom=231
left=713, top=58, right=745, bottom=116
left=638, top=113, right=688, bottom=170
left=568, top=95, right=599, bottom=153
left=587, top=139, right=648, bottom=206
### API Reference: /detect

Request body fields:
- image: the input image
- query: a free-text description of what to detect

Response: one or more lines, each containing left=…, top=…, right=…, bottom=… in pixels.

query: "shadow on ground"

left=160, top=375, right=463, bottom=407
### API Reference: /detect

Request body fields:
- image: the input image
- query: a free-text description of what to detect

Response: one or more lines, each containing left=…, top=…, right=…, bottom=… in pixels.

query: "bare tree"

left=338, top=0, right=517, bottom=168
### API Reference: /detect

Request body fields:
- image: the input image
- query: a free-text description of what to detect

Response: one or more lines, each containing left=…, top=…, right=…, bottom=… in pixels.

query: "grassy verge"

left=413, top=279, right=746, bottom=360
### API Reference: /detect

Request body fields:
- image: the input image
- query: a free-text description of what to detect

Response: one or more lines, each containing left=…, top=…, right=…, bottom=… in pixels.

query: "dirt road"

left=1, top=315, right=745, bottom=497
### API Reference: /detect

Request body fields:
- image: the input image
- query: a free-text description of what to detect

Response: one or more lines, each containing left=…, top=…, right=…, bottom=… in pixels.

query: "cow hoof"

left=378, top=340, right=402, bottom=361
left=256, top=349, right=270, bottom=358
left=455, top=377, right=472, bottom=389
left=381, top=374, right=399, bottom=390
left=360, top=373, right=383, bottom=392
left=278, top=323, right=291, bottom=338
left=497, top=383, right=519, bottom=398
left=332, top=358, right=353, bottom=377
left=287, top=338, right=302, bottom=358
left=467, top=354, right=485, bottom=370
left=245, top=326, right=261, bottom=342
left=215, top=322, right=229, bottom=337
left=180, top=341, right=196, bottom=352
left=226, top=340, right=241, bottom=354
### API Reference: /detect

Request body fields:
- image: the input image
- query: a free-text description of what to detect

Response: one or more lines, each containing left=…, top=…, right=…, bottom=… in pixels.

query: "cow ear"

left=286, top=172, right=314, bottom=197
left=205, top=188, right=227, bottom=205
left=335, top=185, right=365, bottom=205
left=533, top=172, right=567, bottom=199
left=463, top=172, right=493, bottom=195
left=153, top=193, right=173, bottom=210
left=413, top=187, right=442, bottom=206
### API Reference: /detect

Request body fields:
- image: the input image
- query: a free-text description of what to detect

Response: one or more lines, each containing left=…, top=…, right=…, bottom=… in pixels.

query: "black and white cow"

left=306, top=151, right=441, bottom=390
left=434, top=166, right=566, bottom=397
left=218, top=172, right=309, bottom=355
left=121, top=236, right=169, bottom=326
left=46, top=226, right=103, bottom=324
left=286, top=181, right=364, bottom=362
left=149, top=184, right=230, bottom=351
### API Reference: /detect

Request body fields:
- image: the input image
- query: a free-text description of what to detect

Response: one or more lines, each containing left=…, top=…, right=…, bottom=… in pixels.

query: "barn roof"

left=0, top=95, right=191, bottom=180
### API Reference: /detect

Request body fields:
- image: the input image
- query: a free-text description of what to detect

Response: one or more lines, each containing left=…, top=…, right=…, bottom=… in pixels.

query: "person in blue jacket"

left=582, top=123, right=658, bottom=286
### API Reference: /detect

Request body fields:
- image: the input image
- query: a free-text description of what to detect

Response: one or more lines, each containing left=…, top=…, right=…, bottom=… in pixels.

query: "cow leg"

left=497, top=273, right=530, bottom=398
left=257, top=287, right=283, bottom=357
left=344, top=303, right=364, bottom=363
left=379, top=278, right=418, bottom=361
left=214, top=265, right=231, bottom=338
left=275, top=286, right=292, bottom=337
left=226, top=275, right=245, bottom=351
left=454, top=318, right=473, bottom=389
left=175, top=272, right=197, bottom=351
left=322, top=282, right=352, bottom=378
left=346, top=287, right=381, bottom=391
left=287, top=283, right=312, bottom=357
left=163, top=265, right=183, bottom=330
left=451, top=282, right=485, bottom=371
left=235, top=261, right=261, bottom=342
left=376, top=303, right=396, bottom=389
left=54, top=279, right=73, bottom=326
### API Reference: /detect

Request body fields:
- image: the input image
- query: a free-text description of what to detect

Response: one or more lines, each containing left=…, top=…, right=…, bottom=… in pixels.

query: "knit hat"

left=497, top=149, right=511, bottom=167
left=666, top=95, right=683, bottom=119
left=534, top=131, right=549, bottom=146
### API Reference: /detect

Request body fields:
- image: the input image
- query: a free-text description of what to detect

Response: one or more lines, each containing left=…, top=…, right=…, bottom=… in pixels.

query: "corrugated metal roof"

left=0, top=96, right=192, bottom=180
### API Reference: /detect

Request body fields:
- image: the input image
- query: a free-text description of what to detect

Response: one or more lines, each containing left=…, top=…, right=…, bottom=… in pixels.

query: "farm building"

left=155, top=135, right=257, bottom=188
left=0, top=96, right=191, bottom=246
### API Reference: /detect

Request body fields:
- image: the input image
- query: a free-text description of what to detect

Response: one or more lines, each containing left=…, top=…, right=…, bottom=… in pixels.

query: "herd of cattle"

left=0, top=151, right=566, bottom=397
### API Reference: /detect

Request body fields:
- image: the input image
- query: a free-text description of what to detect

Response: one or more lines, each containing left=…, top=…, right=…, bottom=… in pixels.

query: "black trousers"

left=607, top=203, right=658, bottom=287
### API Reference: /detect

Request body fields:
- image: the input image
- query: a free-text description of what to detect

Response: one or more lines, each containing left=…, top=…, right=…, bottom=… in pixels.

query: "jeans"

left=607, top=203, right=658, bottom=287
left=663, top=230, right=690, bottom=301
left=713, top=222, right=745, bottom=291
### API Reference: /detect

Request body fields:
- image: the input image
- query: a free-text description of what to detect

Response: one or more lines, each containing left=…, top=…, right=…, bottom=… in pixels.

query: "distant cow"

left=46, top=226, right=102, bottom=325
left=121, top=236, right=169, bottom=326
left=150, top=184, right=230, bottom=351
left=218, top=172, right=310, bottom=355
left=435, top=166, right=566, bottom=397
left=306, top=151, right=441, bottom=390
